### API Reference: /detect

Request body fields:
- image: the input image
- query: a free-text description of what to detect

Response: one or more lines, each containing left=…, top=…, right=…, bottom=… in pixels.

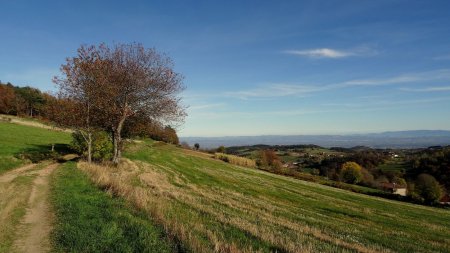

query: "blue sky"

left=1, top=0, right=450, bottom=136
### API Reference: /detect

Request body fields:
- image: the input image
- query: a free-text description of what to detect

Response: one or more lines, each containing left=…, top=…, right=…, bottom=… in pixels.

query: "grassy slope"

left=2, top=122, right=448, bottom=252
left=0, top=122, right=71, bottom=173
left=50, top=162, right=177, bottom=253
left=122, top=141, right=450, bottom=253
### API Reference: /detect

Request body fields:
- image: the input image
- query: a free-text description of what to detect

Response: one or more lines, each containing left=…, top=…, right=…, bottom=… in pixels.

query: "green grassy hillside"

left=2, top=122, right=449, bottom=252
left=0, top=122, right=71, bottom=173
left=84, top=140, right=448, bottom=252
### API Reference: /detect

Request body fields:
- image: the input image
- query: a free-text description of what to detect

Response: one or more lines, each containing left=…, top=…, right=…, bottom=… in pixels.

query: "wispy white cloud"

left=188, top=103, right=225, bottom=110
left=188, top=94, right=450, bottom=125
left=284, top=46, right=376, bottom=59
left=399, top=86, right=450, bottom=92
left=375, top=96, right=450, bottom=105
left=433, top=54, right=450, bottom=60
left=322, top=96, right=450, bottom=108
left=224, top=83, right=326, bottom=99
left=285, top=48, right=351, bottom=58
left=222, top=69, right=450, bottom=100
left=341, top=75, right=420, bottom=86
left=335, top=69, right=450, bottom=87
left=188, top=108, right=335, bottom=120
left=189, top=96, right=450, bottom=121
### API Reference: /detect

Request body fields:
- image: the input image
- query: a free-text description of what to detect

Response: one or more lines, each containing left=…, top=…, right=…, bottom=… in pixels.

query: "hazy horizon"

left=1, top=1, right=450, bottom=136
left=178, top=129, right=450, bottom=138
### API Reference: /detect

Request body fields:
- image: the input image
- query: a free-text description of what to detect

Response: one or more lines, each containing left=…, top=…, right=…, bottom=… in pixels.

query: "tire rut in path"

left=12, top=163, right=58, bottom=253
left=0, top=164, right=37, bottom=183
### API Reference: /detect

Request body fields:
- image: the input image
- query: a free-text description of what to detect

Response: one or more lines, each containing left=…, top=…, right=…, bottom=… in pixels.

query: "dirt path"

left=0, top=164, right=37, bottom=183
left=11, top=163, right=58, bottom=253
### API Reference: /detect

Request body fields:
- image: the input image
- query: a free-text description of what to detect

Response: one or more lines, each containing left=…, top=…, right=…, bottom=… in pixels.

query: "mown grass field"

left=78, top=140, right=450, bottom=253
left=0, top=121, right=71, bottom=173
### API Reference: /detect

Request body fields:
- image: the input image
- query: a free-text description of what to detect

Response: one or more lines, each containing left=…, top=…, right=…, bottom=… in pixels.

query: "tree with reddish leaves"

left=257, top=149, right=281, bottom=170
left=53, top=45, right=109, bottom=163
left=48, top=97, right=99, bottom=163
left=0, top=84, right=16, bottom=114
left=54, top=43, right=186, bottom=164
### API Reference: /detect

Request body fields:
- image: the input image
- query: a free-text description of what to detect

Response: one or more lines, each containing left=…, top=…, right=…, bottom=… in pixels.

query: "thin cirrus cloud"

left=339, top=69, right=450, bottom=87
left=399, top=86, right=450, bottom=92
left=188, top=103, right=226, bottom=111
left=284, top=48, right=351, bottom=58
left=224, top=83, right=326, bottom=99
left=433, top=54, right=450, bottom=60
left=190, top=96, right=450, bottom=121
left=225, top=69, right=450, bottom=99
left=284, top=46, right=376, bottom=59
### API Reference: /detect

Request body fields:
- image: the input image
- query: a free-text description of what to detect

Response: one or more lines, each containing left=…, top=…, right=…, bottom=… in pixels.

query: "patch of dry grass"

left=214, top=153, right=256, bottom=168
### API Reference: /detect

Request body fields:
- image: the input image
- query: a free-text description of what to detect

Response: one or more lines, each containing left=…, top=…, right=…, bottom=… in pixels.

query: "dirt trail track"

left=0, top=164, right=37, bottom=183
left=7, top=163, right=58, bottom=253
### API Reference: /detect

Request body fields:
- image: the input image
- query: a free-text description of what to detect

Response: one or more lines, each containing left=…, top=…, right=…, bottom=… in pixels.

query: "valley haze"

left=181, top=130, right=450, bottom=149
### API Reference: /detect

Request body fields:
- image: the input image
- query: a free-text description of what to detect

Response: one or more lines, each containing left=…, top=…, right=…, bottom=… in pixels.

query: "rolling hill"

left=92, top=139, right=449, bottom=252
left=1, top=121, right=449, bottom=252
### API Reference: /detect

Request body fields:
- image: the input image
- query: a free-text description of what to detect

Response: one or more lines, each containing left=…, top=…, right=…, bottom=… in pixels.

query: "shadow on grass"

left=15, top=143, right=77, bottom=163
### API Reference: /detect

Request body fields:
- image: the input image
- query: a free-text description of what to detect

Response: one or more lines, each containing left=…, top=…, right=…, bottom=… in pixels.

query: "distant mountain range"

left=180, top=130, right=450, bottom=149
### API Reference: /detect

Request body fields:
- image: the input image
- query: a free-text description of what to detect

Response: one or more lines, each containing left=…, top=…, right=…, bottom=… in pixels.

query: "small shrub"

left=340, top=162, right=363, bottom=184
left=71, top=130, right=113, bottom=161
left=216, top=146, right=226, bottom=153
left=361, top=168, right=375, bottom=187
left=413, top=174, right=442, bottom=204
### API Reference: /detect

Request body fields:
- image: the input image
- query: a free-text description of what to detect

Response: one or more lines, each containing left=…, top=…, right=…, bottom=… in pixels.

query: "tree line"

left=0, top=82, right=52, bottom=117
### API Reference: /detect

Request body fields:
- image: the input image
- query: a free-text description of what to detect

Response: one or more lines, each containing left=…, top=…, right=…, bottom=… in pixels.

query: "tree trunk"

left=112, top=115, right=127, bottom=165
left=87, top=132, right=92, bottom=163
left=112, top=130, right=120, bottom=165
